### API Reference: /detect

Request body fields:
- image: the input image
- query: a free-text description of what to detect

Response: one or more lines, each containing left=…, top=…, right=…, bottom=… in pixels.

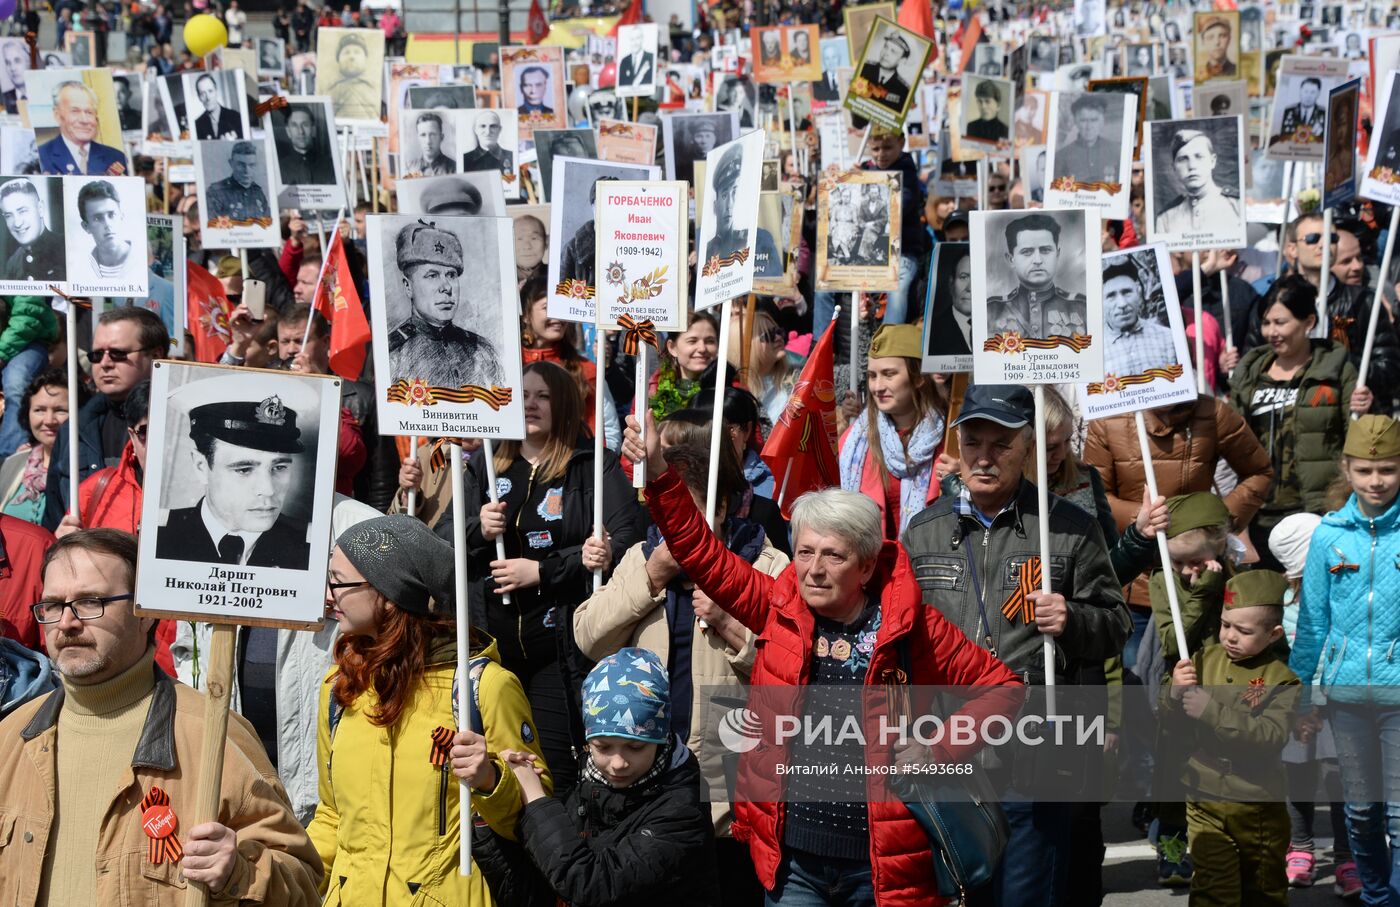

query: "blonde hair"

left=743, top=311, right=790, bottom=399
left=1024, top=386, right=1082, bottom=490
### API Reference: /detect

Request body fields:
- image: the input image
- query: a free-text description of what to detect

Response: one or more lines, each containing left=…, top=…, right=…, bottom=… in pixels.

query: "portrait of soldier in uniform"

left=0, top=178, right=64, bottom=282
left=387, top=220, right=504, bottom=390
left=1195, top=15, right=1238, bottom=81
left=1054, top=93, right=1121, bottom=186
left=1279, top=76, right=1326, bottom=140
left=155, top=393, right=312, bottom=570
left=404, top=111, right=456, bottom=177
left=515, top=65, right=554, bottom=118
left=1153, top=126, right=1242, bottom=234
left=460, top=110, right=514, bottom=175
left=985, top=212, right=1088, bottom=339
left=326, top=31, right=381, bottom=122
left=856, top=29, right=913, bottom=115
left=205, top=141, right=271, bottom=223
left=272, top=103, right=336, bottom=186
left=1101, top=258, right=1178, bottom=378
left=705, top=143, right=775, bottom=265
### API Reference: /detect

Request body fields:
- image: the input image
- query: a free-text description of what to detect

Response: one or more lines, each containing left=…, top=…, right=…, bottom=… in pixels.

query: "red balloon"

left=598, top=60, right=617, bottom=88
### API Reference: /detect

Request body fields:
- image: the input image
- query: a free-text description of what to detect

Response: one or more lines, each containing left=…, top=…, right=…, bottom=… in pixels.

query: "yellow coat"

left=308, top=637, right=550, bottom=906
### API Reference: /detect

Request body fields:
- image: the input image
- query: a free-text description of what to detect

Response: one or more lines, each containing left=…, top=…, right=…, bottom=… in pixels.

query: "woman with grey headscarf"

left=309, top=515, right=550, bottom=907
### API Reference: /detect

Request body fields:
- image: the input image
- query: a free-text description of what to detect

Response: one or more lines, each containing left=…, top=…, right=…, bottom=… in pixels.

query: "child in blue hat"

left=491, top=647, right=720, bottom=905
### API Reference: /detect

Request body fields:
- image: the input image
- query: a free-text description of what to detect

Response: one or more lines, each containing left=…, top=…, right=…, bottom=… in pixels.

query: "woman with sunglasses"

left=438, top=361, right=642, bottom=799
left=739, top=309, right=795, bottom=436
left=312, top=514, right=548, bottom=907
left=0, top=368, right=83, bottom=527
left=1230, top=275, right=1373, bottom=570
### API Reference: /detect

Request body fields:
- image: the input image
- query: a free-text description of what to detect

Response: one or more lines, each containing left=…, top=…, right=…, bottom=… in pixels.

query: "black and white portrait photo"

left=961, top=74, right=1013, bottom=147
left=545, top=157, right=660, bottom=314
left=921, top=241, right=974, bottom=373
left=257, top=37, right=286, bottom=77
left=973, top=44, right=1004, bottom=76
left=971, top=207, right=1104, bottom=384
left=406, top=84, right=475, bottom=110
left=0, top=38, right=29, bottom=115
left=1028, top=36, right=1058, bottom=73
left=715, top=74, right=758, bottom=128
left=395, top=171, right=506, bottom=217
left=0, top=177, right=65, bottom=291
left=136, top=363, right=341, bottom=628
left=662, top=110, right=738, bottom=184
left=183, top=70, right=249, bottom=141
left=754, top=189, right=800, bottom=291
left=268, top=98, right=344, bottom=209
left=398, top=109, right=459, bottom=178
left=815, top=170, right=901, bottom=291
left=194, top=139, right=278, bottom=248
left=1075, top=0, right=1106, bottom=36
left=458, top=108, right=519, bottom=196
left=1145, top=115, right=1246, bottom=251
left=695, top=130, right=764, bottom=308
left=1267, top=56, right=1349, bottom=162
left=815, top=38, right=850, bottom=103
left=1046, top=91, right=1134, bottom=215
left=316, top=27, right=386, bottom=125
left=368, top=214, right=525, bottom=439
left=845, top=18, right=932, bottom=129
left=1124, top=43, right=1156, bottom=77
left=1192, top=81, right=1247, bottom=119
left=502, top=45, right=567, bottom=138
left=1020, top=144, right=1048, bottom=203
left=616, top=23, right=659, bottom=97
left=63, top=176, right=148, bottom=293
left=113, top=73, right=142, bottom=134
left=1362, top=71, right=1400, bottom=204
left=533, top=127, right=598, bottom=202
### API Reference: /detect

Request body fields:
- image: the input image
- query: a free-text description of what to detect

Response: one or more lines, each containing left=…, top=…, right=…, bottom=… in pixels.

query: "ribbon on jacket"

left=428, top=438, right=463, bottom=474
left=140, top=787, right=184, bottom=864
left=1241, top=676, right=1267, bottom=709
left=618, top=312, right=660, bottom=356
left=430, top=726, right=454, bottom=767
left=1000, top=557, right=1041, bottom=625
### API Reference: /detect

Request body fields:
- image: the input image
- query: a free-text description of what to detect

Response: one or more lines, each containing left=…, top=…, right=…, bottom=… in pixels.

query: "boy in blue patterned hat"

left=489, top=647, right=719, bottom=904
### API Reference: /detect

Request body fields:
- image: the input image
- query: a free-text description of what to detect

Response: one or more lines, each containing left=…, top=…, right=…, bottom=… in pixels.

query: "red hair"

left=332, top=603, right=455, bottom=729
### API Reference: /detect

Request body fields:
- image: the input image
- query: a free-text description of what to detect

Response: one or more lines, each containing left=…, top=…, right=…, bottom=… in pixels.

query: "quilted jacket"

left=1291, top=492, right=1400, bottom=704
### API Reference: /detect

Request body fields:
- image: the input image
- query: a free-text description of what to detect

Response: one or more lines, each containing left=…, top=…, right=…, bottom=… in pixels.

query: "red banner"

left=312, top=230, right=372, bottom=381
left=185, top=260, right=232, bottom=364
left=759, top=321, right=839, bottom=518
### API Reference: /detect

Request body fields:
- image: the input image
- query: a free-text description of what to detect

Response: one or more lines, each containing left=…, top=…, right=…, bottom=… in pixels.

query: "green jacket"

left=0, top=296, right=56, bottom=364
left=1149, top=566, right=1230, bottom=665
left=1229, top=340, right=1356, bottom=516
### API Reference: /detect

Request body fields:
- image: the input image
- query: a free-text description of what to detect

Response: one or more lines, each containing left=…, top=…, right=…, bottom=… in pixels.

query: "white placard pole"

left=848, top=293, right=859, bottom=395
left=66, top=303, right=79, bottom=521
left=405, top=437, right=420, bottom=517
left=1191, top=251, right=1205, bottom=394
left=705, top=298, right=733, bottom=530
left=481, top=439, right=510, bottom=604
left=448, top=441, right=473, bottom=875
left=1356, top=205, right=1400, bottom=418
left=1135, top=410, right=1190, bottom=659
left=1275, top=162, right=1295, bottom=278
left=1318, top=206, right=1333, bottom=338
left=593, top=314, right=606, bottom=591
left=1032, top=386, right=1056, bottom=705
left=977, top=157, right=988, bottom=211
left=633, top=343, right=648, bottom=489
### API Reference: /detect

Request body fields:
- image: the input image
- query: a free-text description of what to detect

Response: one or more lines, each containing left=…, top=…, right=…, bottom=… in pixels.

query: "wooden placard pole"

left=942, top=373, right=969, bottom=460
left=1135, top=410, right=1190, bottom=659
left=1355, top=205, right=1400, bottom=417
left=448, top=440, right=473, bottom=874
left=183, top=624, right=236, bottom=907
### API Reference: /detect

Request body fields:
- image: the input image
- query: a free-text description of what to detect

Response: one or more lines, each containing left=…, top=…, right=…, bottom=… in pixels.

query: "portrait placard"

left=1266, top=55, right=1350, bottom=161
left=616, top=24, right=660, bottom=98
left=843, top=3, right=897, bottom=64
left=28, top=68, right=128, bottom=176
left=533, top=127, right=597, bottom=201
left=0, top=175, right=66, bottom=294
left=180, top=69, right=252, bottom=141
left=0, top=125, right=37, bottom=174
left=752, top=25, right=821, bottom=84
left=61, top=175, right=148, bottom=296
left=661, top=110, right=739, bottom=184
left=753, top=187, right=802, bottom=295
left=395, top=171, right=506, bottom=216
left=597, top=118, right=658, bottom=165
left=509, top=204, right=550, bottom=290
left=1191, top=79, right=1247, bottom=120
left=406, top=84, right=475, bottom=110
left=694, top=129, right=765, bottom=310
left=0, top=38, right=30, bottom=117
left=1193, top=11, right=1241, bottom=84
left=971, top=208, right=1104, bottom=385
left=135, top=362, right=341, bottom=628
left=500, top=45, right=567, bottom=139
left=815, top=168, right=901, bottom=291
left=1088, top=76, right=1148, bottom=159
left=257, top=37, right=286, bottom=77
left=1144, top=114, right=1247, bottom=251
left=457, top=107, right=521, bottom=201
left=844, top=17, right=933, bottom=131
left=1323, top=77, right=1360, bottom=210
left=112, top=72, right=142, bottom=138
left=141, top=213, right=186, bottom=356
left=194, top=139, right=278, bottom=248
left=386, top=62, right=440, bottom=172
left=960, top=74, right=1014, bottom=151
left=1361, top=70, right=1400, bottom=204
left=1045, top=91, right=1136, bottom=218
left=592, top=180, right=687, bottom=330
left=1077, top=243, right=1196, bottom=419
left=546, top=157, right=661, bottom=322
left=920, top=242, right=974, bottom=374
left=397, top=107, right=464, bottom=179
left=316, top=27, right=385, bottom=126
left=267, top=97, right=345, bottom=210
left=368, top=214, right=525, bottom=439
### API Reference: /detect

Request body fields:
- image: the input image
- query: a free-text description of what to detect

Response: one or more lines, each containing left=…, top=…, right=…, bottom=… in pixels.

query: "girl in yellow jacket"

left=310, top=515, right=550, bottom=906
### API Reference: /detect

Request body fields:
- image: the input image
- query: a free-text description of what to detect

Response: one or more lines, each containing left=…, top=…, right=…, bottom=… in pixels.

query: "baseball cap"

left=951, top=384, right=1034, bottom=429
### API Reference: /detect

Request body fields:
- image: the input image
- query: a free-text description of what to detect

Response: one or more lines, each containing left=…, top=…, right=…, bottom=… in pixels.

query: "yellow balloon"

left=184, top=14, right=228, bottom=57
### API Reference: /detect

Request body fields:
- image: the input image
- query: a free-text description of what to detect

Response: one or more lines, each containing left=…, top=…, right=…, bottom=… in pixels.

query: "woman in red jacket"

left=621, top=414, right=1021, bottom=907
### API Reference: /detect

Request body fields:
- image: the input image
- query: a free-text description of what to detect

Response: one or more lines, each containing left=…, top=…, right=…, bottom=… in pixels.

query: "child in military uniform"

left=1167, top=571, right=1301, bottom=907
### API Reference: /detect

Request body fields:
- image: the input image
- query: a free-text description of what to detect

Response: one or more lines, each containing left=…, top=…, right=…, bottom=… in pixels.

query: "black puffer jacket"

left=517, top=744, right=720, bottom=907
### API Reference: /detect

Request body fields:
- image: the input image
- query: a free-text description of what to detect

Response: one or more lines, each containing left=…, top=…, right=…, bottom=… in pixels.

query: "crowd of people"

left=0, top=0, right=1398, bottom=905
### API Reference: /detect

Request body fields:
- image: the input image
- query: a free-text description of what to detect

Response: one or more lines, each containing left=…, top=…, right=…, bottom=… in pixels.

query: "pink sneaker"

left=1334, top=860, right=1362, bottom=898
left=1286, top=850, right=1315, bottom=887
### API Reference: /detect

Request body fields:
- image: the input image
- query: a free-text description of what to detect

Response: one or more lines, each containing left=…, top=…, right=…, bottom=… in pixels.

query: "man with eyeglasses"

left=44, top=308, right=168, bottom=532
left=0, top=529, right=322, bottom=904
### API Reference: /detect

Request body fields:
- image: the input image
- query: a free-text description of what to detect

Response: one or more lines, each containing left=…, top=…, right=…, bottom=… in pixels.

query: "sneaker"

left=1286, top=850, right=1315, bottom=887
left=1157, top=834, right=1193, bottom=887
left=1334, top=861, right=1362, bottom=898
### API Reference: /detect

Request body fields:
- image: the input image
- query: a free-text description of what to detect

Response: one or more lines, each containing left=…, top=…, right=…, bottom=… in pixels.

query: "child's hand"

left=1204, top=559, right=1222, bottom=574
left=1134, top=489, right=1168, bottom=539
left=499, top=749, right=548, bottom=803
left=1295, top=710, right=1323, bottom=743
left=1181, top=687, right=1210, bottom=719
left=1170, top=659, right=1197, bottom=699
left=450, top=730, right=497, bottom=792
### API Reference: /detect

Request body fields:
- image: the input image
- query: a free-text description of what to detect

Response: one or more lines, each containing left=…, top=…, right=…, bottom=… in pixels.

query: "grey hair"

left=53, top=79, right=95, bottom=108
left=789, top=489, right=882, bottom=564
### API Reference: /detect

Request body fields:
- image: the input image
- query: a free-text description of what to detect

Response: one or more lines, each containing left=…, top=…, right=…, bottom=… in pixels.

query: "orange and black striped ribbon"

left=555, top=278, right=596, bottom=299
left=701, top=247, right=751, bottom=277
left=983, top=332, right=1094, bottom=354
left=140, top=787, right=184, bottom=864
left=1086, top=364, right=1186, bottom=394
left=1331, top=315, right=1356, bottom=347
left=618, top=313, right=660, bottom=356
left=1241, top=676, right=1267, bottom=708
left=430, top=726, right=454, bottom=767
left=386, top=380, right=514, bottom=411
left=1049, top=175, right=1123, bottom=195
left=1000, top=557, right=1042, bottom=625
left=429, top=438, right=462, bottom=473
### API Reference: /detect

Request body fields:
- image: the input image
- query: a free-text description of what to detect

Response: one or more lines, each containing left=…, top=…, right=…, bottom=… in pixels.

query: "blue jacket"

left=42, top=392, right=111, bottom=530
left=37, top=135, right=126, bottom=175
left=1291, top=492, right=1400, bottom=703
left=0, top=638, right=54, bottom=720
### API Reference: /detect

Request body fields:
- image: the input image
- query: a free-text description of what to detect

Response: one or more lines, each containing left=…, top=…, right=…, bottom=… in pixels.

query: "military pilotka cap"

left=396, top=220, right=464, bottom=271
left=1344, top=414, right=1400, bottom=460
left=425, top=183, right=482, bottom=216
left=868, top=324, right=923, bottom=361
left=1223, top=571, right=1288, bottom=610
left=189, top=395, right=305, bottom=454
left=1164, top=492, right=1230, bottom=539
left=1170, top=129, right=1212, bottom=158
left=951, top=384, right=1034, bottom=429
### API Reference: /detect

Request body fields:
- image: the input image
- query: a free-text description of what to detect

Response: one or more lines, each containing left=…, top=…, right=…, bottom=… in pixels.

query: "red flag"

left=312, top=229, right=372, bottom=381
left=760, top=322, right=840, bottom=518
left=608, top=0, right=642, bottom=37
left=955, top=13, right=983, bottom=75
left=898, top=0, right=936, bottom=43
left=527, top=0, right=550, bottom=45
left=186, top=260, right=232, bottom=363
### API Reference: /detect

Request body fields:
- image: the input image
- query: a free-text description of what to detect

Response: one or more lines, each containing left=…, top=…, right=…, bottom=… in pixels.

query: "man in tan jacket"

left=0, top=529, right=321, bottom=906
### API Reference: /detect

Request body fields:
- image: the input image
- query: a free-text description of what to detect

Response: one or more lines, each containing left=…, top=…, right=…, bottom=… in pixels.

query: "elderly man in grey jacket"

left=901, top=383, right=1130, bottom=907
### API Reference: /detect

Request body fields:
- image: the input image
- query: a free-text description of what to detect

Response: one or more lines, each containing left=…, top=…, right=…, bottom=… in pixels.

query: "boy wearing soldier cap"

left=387, top=220, right=503, bottom=391
left=1168, top=571, right=1299, bottom=907
left=155, top=394, right=313, bottom=569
